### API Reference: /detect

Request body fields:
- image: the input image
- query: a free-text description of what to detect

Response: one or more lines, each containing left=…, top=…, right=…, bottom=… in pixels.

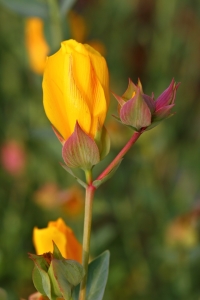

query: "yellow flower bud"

left=43, top=39, right=109, bottom=141
left=33, top=218, right=82, bottom=263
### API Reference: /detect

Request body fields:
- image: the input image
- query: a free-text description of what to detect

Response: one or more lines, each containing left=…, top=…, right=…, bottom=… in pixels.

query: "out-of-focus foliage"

left=1, top=0, right=200, bottom=299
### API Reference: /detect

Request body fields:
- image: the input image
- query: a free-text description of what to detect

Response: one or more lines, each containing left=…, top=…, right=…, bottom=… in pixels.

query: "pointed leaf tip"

left=86, top=251, right=110, bottom=300
left=60, top=163, right=87, bottom=188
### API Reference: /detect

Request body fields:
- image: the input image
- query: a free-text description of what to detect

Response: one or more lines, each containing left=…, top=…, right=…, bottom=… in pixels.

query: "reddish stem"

left=96, top=129, right=144, bottom=181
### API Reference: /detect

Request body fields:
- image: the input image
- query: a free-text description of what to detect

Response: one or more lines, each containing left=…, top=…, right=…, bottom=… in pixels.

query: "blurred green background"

left=1, top=0, right=200, bottom=299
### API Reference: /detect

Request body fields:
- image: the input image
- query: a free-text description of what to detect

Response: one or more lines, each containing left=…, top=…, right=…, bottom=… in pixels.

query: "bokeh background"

left=1, top=0, right=200, bottom=299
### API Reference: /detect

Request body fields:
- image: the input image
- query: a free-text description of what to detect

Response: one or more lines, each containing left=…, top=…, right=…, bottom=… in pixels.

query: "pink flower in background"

left=1, top=141, right=26, bottom=176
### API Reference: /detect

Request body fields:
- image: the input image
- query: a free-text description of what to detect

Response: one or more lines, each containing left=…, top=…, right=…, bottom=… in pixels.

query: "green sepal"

left=29, top=253, right=50, bottom=272
left=93, top=159, right=123, bottom=189
left=145, top=113, right=175, bottom=131
left=52, top=241, right=64, bottom=260
left=60, top=163, right=87, bottom=189
left=62, top=122, right=100, bottom=171
left=122, top=79, right=138, bottom=100
left=32, top=265, right=51, bottom=299
left=120, top=90, right=152, bottom=130
left=51, top=259, right=84, bottom=300
left=94, top=125, right=110, bottom=160
left=73, top=251, right=110, bottom=300
left=112, top=115, right=140, bottom=132
left=48, top=263, right=63, bottom=299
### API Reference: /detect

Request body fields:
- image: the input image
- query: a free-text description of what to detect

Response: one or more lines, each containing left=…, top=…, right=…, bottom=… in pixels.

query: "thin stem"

left=79, top=184, right=96, bottom=300
left=96, top=129, right=144, bottom=181
left=85, top=169, right=93, bottom=186
left=79, top=129, right=144, bottom=300
left=47, top=0, right=63, bottom=50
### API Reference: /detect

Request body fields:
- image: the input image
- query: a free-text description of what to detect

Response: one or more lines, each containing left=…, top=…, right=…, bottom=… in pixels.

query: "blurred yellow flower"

left=25, top=18, right=49, bottom=74
left=43, top=39, right=109, bottom=140
left=33, top=218, right=82, bottom=263
left=33, top=183, right=84, bottom=217
left=166, top=212, right=198, bottom=248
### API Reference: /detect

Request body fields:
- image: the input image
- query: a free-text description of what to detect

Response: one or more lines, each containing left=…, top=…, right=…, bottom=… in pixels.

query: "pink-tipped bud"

left=113, top=79, right=180, bottom=131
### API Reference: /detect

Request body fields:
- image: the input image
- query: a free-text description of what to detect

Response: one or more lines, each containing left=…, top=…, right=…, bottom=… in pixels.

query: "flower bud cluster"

left=113, top=79, right=180, bottom=131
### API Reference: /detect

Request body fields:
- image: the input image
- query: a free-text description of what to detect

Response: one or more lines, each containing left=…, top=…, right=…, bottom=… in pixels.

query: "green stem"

left=47, top=0, right=63, bottom=50
left=85, top=169, right=93, bottom=186
left=79, top=184, right=96, bottom=300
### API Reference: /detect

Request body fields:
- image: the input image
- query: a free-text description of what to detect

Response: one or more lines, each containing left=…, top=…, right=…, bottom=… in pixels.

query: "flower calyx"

left=29, top=242, right=84, bottom=300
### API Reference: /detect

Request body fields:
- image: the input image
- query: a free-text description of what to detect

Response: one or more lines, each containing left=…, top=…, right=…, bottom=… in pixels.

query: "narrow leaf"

left=60, top=163, right=87, bottom=189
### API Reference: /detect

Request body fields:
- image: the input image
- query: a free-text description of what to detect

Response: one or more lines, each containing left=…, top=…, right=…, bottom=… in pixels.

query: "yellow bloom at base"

left=33, top=218, right=82, bottom=263
left=25, top=18, right=49, bottom=74
left=43, top=39, right=109, bottom=141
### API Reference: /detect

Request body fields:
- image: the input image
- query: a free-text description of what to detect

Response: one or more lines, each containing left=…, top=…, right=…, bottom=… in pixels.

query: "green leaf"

left=0, top=0, right=49, bottom=18
left=53, top=259, right=84, bottom=286
left=32, top=266, right=51, bottom=299
left=73, top=251, right=110, bottom=300
left=60, top=163, right=87, bottom=189
left=52, top=259, right=84, bottom=300
left=93, top=159, right=123, bottom=188
left=86, top=251, right=110, bottom=300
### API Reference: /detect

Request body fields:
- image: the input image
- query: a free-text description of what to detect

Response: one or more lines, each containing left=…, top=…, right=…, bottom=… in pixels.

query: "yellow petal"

left=84, top=43, right=109, bottom=106
left=62, top=41, right=108, bottom=137
left=43, top=40, right=109, bottom=139
left=33, top=218, right=82, bottom=263
left=33, top=226, right=67, bottom=256
left=43, top=43, right=92, bottom=140
left=49, top=218, right=82, bottom=263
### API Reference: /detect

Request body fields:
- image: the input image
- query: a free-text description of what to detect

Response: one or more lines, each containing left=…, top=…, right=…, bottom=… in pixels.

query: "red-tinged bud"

left=113, top=79, right=152, bottom=131
left=153, top=79, right=180, bottom=121
left=113, top=78, right=180, bottom=131
left=62, top=122, right=100, bottom=170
